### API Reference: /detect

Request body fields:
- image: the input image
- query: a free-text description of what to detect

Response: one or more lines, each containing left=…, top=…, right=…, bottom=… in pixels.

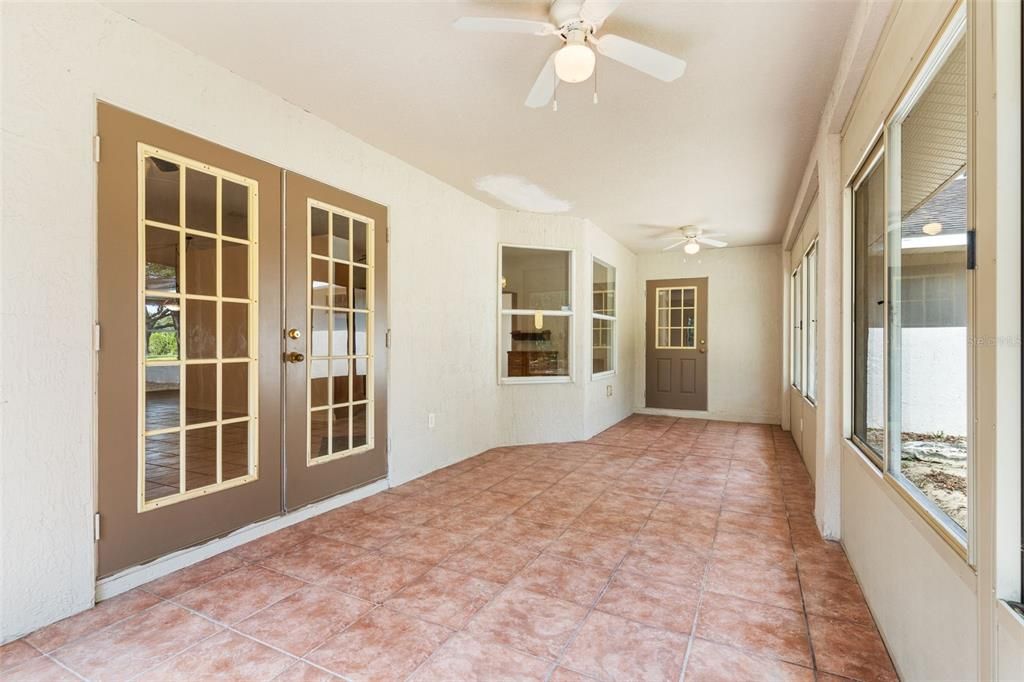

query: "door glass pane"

left=222, top=302, right=249, bottom=358
left=146, top=226, right=179, bottom=292
left=222, top=362, right=249, bottom=419
left=222, top=180, right=249, bottom=239
left=331, top=406, right=351, bottom=454
left=146, top=296, right=180, bottom=361
left=310, top=310, right=330, bottom=357
left=333, top=262, right=350, bottom=308
left=185, top=299, right=216, bottom=359
left=311, top=259, right=331, bottom=307
left=185, top=169, right=217, bottom=234
left=222, top=241, right=249, bottom=299
left=185, top=427, right=217, bottom=490
left=145, top=366, right=180, bottom=431
left=185, top=363, right=217, bottom=425
left=310, top=359, right=329, bottom=408
left=185, top=235, right=217, bottom=296
left=332, top=312, right=350, bottom=356
left=353, top=313, right=369, bottom=356
left=310, top=409, right=329, bottom=459
left=145, top=157, right=180, bottom=225
left=222, top=422, right=249, bottom=481
left=654, top=286, right=695, bottom=350
left=139, top=151, right=258, bottom=508
left=352, top=220, right=368, bottom=264
left=333, top=214, right=350, bottom=260
left=889, top=33, right=968, bottom=534
left=353, top=358, right=369, bottom=402
left=353, top=267, right=368, bottom=310
left=332, top=360, right=350, bottom=405
left=145, top=433, right=180, bottom=502
left=352, top=404, right=368, bottom=448
left=310, top=207, right=329, bottom=257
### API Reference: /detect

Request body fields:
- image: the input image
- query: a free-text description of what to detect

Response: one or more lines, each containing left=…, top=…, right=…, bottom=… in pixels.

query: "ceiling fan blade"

left=525, top=52, right=558, bottom=108
left=580, top=0, right=622, bottom=28
left=453, top=17, right=556, bottom=35
left=662, top=238, right=688, bottom=252
left=594, top=34, right=687, bottom=82
left=697, top=237, right=728, bottom=248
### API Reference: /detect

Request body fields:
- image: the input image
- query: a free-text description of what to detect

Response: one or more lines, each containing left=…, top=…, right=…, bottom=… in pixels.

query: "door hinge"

left=93, top=136, right=101, bottom=163
left=385, top=329, right=392, bottom=349
left=93, top=323, right=101, bottom=351
left=94, top=513, right=101, bottom=541
left=966, top=230, right=976, bottom=270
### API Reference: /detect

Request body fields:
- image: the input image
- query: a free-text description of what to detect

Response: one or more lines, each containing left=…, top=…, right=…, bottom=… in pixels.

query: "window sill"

left=500, top=376, right=573, bottom=385
left=591, top=370, right=616, bottom=381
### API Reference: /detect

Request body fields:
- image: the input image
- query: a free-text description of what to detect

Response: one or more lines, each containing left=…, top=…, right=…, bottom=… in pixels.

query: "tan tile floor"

left=2, top=415, right=899, bottom=681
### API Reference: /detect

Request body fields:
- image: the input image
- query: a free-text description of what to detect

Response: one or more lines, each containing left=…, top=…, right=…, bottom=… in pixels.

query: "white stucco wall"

left=0, top=2, right=637, bottom=640
left=635, top=245, right=783, bottom=424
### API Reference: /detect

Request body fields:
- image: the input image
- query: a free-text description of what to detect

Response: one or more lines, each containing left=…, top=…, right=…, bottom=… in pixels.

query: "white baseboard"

left=95, top=478, right=389, bottom=602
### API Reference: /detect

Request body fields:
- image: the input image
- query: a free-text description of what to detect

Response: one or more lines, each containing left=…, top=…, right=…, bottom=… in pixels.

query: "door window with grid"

left=307, top=202, right=374, bottom=464
left=140, top=148, right=259, bottom=509
left=654, top=286, right=696, bottom=349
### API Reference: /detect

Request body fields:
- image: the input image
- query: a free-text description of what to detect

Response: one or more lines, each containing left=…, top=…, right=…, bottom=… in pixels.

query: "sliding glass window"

left=805, top=243, right=818, bottom=402
left=499, top=246, right=573, bottom=382
left=886, top=15, right=968, bottom=540
left=851, top=146, right=886, bottom=462
left=592, top=259, right=616, bottom=377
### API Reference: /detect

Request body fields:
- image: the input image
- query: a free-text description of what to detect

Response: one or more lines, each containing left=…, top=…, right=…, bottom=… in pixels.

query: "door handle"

left=286, top=328, right=302, bottom=340
left=699, top=340, right=706, bottom=354
left=285, top=352, right=305, bottom=363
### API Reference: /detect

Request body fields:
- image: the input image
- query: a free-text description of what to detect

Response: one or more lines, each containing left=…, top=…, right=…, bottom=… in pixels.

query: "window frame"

left=591, top=257, right=617, bottom=379
left=882, top=5, right=970, bottom=553
left=847, top=141, right=887, bottom=469
left=497, top=243, right=575, bottom=385
left=791, top=264, right=803, bottom=390
left=804, top=240, right=819, bottom=404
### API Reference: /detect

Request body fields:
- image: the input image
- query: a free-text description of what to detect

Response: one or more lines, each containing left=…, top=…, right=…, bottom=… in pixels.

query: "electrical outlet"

left=428, top=413, right=436, bottom=429
left=606, top=384, right=613, bottom=397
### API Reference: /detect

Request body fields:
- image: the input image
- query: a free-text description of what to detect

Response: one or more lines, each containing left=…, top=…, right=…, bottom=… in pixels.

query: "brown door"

left=645, top=278, right=708, bottom=411
left=283, top=172, right=388, bottom=510
left=97, top=103, right=283, bottom=576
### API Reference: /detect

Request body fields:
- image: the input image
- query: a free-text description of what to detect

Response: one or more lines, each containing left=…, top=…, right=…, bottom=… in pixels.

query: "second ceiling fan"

left=454, top=0, right=687, bottom=108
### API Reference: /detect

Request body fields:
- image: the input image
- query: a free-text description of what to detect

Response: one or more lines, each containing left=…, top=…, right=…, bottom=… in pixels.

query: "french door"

left=97, top=104, right=388, bottom=576
left=283, top=173, right=388, bottom=510
left=645, top=277, right=709, bottom=411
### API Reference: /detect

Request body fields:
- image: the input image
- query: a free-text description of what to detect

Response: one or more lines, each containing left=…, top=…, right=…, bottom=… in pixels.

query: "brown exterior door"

left=96, top=103, right=283, bottom=576
left=645, top=277, right=708, bottom=411
left=283, top=172, right=388, bottom=510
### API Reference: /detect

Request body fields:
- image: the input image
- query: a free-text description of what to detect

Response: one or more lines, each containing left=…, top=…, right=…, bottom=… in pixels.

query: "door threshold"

left=95, top=478, right=388, bottom=602
left=636, top=406, right=779, bottom=425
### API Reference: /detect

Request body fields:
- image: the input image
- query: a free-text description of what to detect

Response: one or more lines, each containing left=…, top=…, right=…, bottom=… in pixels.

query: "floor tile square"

left=465, top=587, right=587, bottom=660
left=379, top=525, right=473, bottom=565
left=144, top=629, right=294, bottom=680
left=595, top=569, right=699, bottom=633
left=695, top=592, right=811, bottom=667
left=683, top=638, right=815, bottom=682
left=511, top=554, right=612, bottom=606
left=619, top=543, right=707, bottom=588
left=306, top=607, right=451, bottom=681
left=706, top=557, right=802, bottom=611
left=561, top=610, right=689, bottom=682
left=385, top=567, right=502, bottom=629
left=2, top=655, right=79, bottom=681
left=807, top=615, right=898, bottom=681
left=25, top=588, right=162, bottom=652
left=173, top=565, right=304, bottom=624
left=442, top=538, right=539, bottom=583
left=322, top=552, right=433, bottom=603
left=545, top=529, right=631, bottom=568
left=235, top=585, right=372, bottom=656
left=408, top=632, right=550, bottom=681
left=259, top=535, right=367, bottom=583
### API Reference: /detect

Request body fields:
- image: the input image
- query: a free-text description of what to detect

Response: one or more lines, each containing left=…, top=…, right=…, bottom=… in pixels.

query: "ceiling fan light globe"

left=555, top=43, right=595, bottom=83
left=683, top=242, right=700, bottom=255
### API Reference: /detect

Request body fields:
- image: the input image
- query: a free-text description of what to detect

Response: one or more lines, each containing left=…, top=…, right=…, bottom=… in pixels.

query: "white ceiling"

left=106, top=0, right=858, bottom=252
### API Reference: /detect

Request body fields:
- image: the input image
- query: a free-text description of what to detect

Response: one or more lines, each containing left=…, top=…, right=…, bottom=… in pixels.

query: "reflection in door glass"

left=140, top=149, right=258, bottom=508
left=307, top=201, right=374, bottom=463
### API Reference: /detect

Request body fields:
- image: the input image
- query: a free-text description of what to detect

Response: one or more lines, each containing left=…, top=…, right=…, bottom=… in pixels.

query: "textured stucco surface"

left=0, top=2, right=636, bottom=640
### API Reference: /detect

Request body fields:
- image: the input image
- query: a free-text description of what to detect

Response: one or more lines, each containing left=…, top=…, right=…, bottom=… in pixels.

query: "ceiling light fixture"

left=554, top=31, right=595, bottom=83
left=922, top=222, right=943, bottom=236
left=684, top=241, right=700, bottom=255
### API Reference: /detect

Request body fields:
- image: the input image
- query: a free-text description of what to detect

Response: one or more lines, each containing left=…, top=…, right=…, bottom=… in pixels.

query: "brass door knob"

left=286, top=328, right=302, bottom=340
left=285, top=352, right=305, bottom=363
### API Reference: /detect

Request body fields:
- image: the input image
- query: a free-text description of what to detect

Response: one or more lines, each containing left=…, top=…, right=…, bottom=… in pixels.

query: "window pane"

left=593, top=260, right=615, bottom=316
left=791, top=268, right=802, bottom=389
left=185, top=363, right=217, bottom=425
left=222, top=241, right=249, bottom=299
left=501, top=247, right=570, bottom=311
left=593, top=318, right=613, bottom=375
left=145, top=365, right=180, bottom=431
left=146, top=296, right=180, bottom=360
left=222, top=362, right=248, bottom=419
left=185, top=234, right=217, bottom=297
left=333, top=214, right=350, bottom=261
left=221, top=180, right=249, bottom=240
left=853, top=157, right=886, bottom=455
left=185, top=299, right=216, bottom=359
left=502, top=313, right=570, bottom=378
left=185, top=427, right=217, bottom=490
left=221, top=422, right=249, bottom=482
left=145, top=433, right=180, bottom=502
left=222, top=302, right=249, bottom=359
left=806, top=246, right=818, bottom=401
left=185, top=168, right=217, bottom=234
left=145, top=156, right=179, bottom=225
left=310, top=207, right=329, bottom=257
left=889, top=34, right=968, bottom=533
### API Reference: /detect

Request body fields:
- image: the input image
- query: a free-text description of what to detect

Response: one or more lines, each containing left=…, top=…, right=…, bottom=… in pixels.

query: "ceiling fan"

left=661, top=225, right=728, bottom=254
left=453, top=0, right=687, bottom=109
